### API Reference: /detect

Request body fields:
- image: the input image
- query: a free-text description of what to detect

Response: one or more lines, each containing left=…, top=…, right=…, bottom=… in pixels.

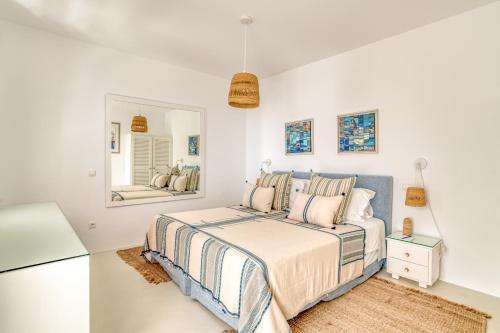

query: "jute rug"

left=225, top=277, right=490, bottom=333
left=116, top=246, right=171, bottom=284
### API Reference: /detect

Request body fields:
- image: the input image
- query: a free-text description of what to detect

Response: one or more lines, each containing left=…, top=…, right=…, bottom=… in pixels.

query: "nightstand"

left=386, top=232, right=442, bottom=288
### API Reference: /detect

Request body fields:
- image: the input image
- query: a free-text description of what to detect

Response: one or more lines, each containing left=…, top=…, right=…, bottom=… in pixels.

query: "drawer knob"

left=404, top=267, right=410, bottom=273
left=405, top=252, right=410, bottom=257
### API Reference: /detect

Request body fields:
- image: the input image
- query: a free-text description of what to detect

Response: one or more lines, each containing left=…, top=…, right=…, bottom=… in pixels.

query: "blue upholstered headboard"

left=274, top=171, right=393, bottom=235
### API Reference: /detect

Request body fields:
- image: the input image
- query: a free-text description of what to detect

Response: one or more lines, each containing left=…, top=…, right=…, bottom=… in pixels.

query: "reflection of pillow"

left=150, top=174, right=161, bottom=187
left=288, top=193, right=344, bottom=228
left=242, top=183, right=275, bottom=213
left=344, top=188, right=376, bottom=222
left=154, top=174, right=170, bottom=188
left=169, top=175, right=187, bottom=192
left=166, top=165, right=180, bottom=176
left=180, top=166, right=199, bottom=191
left=307, top=175, right=357, bottom=224
left=259, top=171, right=292, bottom=211
left=289, top=178, right=310, bottom=210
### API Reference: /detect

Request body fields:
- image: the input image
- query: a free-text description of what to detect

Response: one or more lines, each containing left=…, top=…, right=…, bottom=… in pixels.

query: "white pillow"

left=288, top=178, right=310, bottom=210
left=169, top=175, right=187, bottom=192
left=288, top=192, right=344, bottom=228
left=364, top=204, right=374, bottom=219
left=150, top=174, right=161, bottom=186
left=242, top=183, right=275, bottom=213
left=344, top=188, right=376, bottom=222
left=154, top=174, right=169, bottom=188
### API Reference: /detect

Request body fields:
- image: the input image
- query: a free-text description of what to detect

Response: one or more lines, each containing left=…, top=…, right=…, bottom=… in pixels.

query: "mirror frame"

left=105, top=94, right=206, bottom=207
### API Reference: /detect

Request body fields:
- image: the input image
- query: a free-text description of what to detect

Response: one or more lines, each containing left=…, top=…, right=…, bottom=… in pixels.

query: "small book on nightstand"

left=386, top=232, right=442, bottom=288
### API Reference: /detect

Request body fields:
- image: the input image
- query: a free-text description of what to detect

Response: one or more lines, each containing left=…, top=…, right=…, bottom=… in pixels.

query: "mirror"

left=105, top=94, right=205, bottom=207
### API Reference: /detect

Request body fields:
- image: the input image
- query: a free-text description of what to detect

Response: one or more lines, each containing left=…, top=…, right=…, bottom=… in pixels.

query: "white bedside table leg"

left=418, top=282, right=428, bottom=288
left=391, top=274, right=400, bottom=280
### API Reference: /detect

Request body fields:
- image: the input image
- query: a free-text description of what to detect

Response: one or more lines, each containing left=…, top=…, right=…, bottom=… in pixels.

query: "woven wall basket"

left=228, top=72, right=260, bottom=108
left=131, top=115, right=148, bottom=133
left=405, top=187, right=426, bottom=207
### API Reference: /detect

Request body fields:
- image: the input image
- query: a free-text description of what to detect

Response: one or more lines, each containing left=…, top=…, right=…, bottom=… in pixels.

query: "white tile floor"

left=91, top=251, right=499, bottom=333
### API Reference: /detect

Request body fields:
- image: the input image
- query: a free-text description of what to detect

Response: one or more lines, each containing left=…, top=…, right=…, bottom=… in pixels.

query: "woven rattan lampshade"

left=228, top=72, right=260, bottom=108
left=405, top=187, right=426, bottom=207
left=228, top=15, right=259, bottom=109
left=131, top=115, right=148, bottom=133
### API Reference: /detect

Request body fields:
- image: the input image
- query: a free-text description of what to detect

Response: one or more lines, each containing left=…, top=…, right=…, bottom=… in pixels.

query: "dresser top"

left=387, top=231, right=441, bottom=248
left=0, top=202, right=88, bottom=273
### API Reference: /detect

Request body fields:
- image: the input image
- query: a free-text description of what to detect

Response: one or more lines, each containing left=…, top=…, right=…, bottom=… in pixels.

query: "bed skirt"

left=151, top=252, right=386, bottom=330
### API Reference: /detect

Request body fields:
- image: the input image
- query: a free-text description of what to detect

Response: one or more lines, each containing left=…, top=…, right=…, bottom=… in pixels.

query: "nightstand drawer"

left=387, top=240, right=428, bottom=266
left=387, top=258, right=428, bottom=282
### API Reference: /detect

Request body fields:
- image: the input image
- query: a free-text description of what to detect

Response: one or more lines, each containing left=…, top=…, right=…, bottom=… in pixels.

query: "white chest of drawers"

left=386, top=232, right=442, bottom=288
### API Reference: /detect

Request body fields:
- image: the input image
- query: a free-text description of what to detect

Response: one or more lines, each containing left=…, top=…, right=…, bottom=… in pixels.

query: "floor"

left=91, top=250, right=500, bottom=333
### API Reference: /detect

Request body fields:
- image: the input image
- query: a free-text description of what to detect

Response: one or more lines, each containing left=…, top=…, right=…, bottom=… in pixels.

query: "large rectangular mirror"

left=105, top=94, right=205, bottom=207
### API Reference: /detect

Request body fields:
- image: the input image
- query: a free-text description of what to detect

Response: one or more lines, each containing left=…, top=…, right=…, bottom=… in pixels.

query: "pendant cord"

left=418, top=167, right=446, bottom=251
left=243, top=23, right=247, bottom=72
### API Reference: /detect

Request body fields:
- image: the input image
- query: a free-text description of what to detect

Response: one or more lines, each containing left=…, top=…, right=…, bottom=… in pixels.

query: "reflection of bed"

left=111, top=185, right=196, bottom=201
left=141, top=172, right=393, bottom=333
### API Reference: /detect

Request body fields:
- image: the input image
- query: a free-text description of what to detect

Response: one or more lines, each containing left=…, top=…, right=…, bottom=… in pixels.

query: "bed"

left=111, top=185, right=196, bottom=201
left=141, top=172, right=393, bottom=333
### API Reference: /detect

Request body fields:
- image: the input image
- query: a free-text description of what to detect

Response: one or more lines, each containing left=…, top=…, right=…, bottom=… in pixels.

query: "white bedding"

left=347, top=217, right=387, bottom=267
left=143, top=206, right=368, bottom=332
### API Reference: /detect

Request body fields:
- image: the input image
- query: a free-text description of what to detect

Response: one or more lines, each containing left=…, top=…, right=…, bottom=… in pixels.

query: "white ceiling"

left=0, top=0, right=496, bottom=78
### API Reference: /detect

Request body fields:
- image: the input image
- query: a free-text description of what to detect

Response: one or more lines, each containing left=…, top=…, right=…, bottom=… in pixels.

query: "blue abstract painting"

left=285, top=119, right=313, bottom=154
left=188, top=135, right=199, bottom=156
left=338, top=110, right=378, bottom=153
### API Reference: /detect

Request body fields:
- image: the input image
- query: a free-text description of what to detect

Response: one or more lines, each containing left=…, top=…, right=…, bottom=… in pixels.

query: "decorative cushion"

left=287, top=193, right=344, bottom=228
left=154, top=174, right=170, bottom=188
left=150, top=174, right=161, bottom=187
left=242, top=183, right=275, bottom=213
left=181, top=166, right=199, bottom=191
left=168, top=175, right=187, bottom=192
left=259, top=171, right=292, bottom=211
left=344, top=188, right=376, bottom=222
left=307, top=175, right=357, bottom=224
left=166, top=165, right=180, bottom=176
left=289, top=178, right=311, bottom=210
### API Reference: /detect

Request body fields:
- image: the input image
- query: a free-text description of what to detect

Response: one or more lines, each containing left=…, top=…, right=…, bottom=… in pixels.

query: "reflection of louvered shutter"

left=153, top=137, right=172, bottom=175
left=131, top=135, right=152, bottom=185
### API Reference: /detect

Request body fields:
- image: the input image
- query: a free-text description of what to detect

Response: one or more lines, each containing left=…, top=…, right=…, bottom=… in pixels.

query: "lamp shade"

left=405, top=187, right=426, bottom=207
left=131, top=115, right=148, bottom=133
left=228, top=72, right=260, bottom=108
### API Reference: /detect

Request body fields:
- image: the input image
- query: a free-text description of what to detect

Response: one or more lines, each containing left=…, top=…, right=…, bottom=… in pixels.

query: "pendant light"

left=131, top=115, right=148, bottom=132
left=131, top=103, right=148, bottom=133
left=228, top=15, right=260, bottom=109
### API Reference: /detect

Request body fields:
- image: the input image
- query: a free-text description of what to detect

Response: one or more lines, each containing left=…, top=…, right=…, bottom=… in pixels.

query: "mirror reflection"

left=109, top=97, right=202, bottom=203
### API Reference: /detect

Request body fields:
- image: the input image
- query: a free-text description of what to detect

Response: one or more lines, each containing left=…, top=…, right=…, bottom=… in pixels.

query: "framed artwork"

left=111, top=122, right=120, bottom=154
left=285, top=119, right=314, bottom=155
left=188, top=135, right=200, bottom=156
left=338, top=110, right=378, bottom=153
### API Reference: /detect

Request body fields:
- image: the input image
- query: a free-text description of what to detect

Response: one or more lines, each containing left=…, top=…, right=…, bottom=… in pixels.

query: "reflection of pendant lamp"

left=228, top=15, right=260, bottom=109
left=131, top=115, right=148, bottom=132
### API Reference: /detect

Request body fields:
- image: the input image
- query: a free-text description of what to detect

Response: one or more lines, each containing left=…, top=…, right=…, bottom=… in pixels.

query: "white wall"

left=170, top=109, right=201, bottom=166
left=0, top=19, right=246, bottom=253
left=246, top=3, right=500, bottom=297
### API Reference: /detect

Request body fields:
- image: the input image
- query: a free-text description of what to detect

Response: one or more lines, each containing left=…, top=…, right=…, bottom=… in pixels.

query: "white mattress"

left=347, top=217, right=387, bottom=267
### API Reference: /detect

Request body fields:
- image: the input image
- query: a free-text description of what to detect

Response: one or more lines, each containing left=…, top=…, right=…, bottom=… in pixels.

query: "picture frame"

left=188, top=135, right=200, bottom=156
left=337, top=110, right=378, bottom=154
left=111, top=122, right=120, bottom=154
left=285, top=119, right=314, bottom=155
